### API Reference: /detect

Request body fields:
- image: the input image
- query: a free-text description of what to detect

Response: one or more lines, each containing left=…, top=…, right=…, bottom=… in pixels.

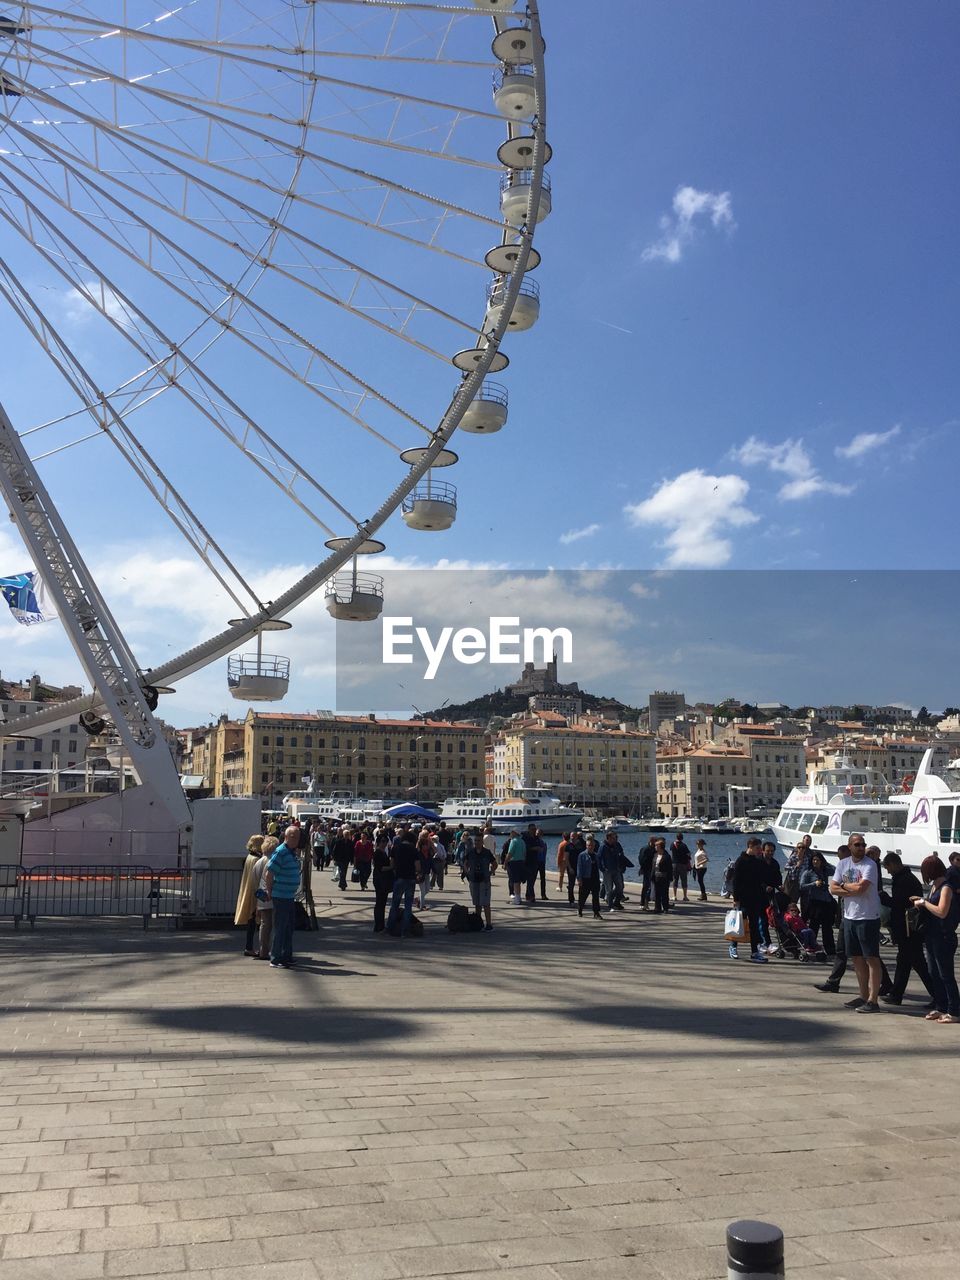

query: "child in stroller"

left=766, top=898, right=824, bottom=961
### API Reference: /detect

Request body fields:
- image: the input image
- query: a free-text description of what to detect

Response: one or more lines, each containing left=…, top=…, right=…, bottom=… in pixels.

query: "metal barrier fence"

left=0, top=865, right=244, bottom=928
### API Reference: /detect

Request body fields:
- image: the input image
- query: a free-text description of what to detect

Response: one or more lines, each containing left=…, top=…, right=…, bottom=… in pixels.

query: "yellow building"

left=492, top=723, right=657, bottom=812
left=240, top=711, right=485, bottom=804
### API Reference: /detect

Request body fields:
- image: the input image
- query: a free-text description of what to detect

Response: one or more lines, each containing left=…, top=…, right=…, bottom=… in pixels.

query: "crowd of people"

left=236, top=816, right=959, bottom=1022
left=723, top=832, right=960, bottom=1022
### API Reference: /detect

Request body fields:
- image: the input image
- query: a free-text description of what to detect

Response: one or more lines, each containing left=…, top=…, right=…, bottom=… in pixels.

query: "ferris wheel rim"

left=0, top=0, right=550, bottom=712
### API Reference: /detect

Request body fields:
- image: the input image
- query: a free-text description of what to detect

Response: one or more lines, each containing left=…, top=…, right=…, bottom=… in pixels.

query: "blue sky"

left=0, top=1, right=957, bottom=725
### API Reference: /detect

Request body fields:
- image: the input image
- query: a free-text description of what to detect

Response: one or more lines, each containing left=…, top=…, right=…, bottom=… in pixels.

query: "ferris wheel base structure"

left=17, top=785, right=260, bottom=887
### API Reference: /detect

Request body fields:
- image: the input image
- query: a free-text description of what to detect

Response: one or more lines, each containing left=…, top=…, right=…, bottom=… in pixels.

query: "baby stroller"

left=766, top=901, right=826, bottom=963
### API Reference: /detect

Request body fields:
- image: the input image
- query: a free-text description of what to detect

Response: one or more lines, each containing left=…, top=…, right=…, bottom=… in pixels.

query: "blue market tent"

left=381, top=803, right=439, bottom=820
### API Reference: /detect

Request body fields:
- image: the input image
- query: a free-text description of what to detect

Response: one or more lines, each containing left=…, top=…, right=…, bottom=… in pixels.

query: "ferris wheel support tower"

left=0, top=402, right=192, bottom=838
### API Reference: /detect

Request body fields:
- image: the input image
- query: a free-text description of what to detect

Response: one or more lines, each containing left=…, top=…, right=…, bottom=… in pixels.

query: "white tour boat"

left=773, top=748, right=959, bottom=873
left=439, top=787, right=582, bottom=834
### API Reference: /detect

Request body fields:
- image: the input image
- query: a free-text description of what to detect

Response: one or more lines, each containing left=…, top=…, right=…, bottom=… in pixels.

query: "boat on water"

left=772, top=747, right=959, bottom=874
left=439, top=786, right=582, bottom=834
left=285, top=789, right=382, bottom=824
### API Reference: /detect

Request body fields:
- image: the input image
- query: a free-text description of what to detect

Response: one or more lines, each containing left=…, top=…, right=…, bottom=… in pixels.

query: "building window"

left=68, top=740, right=77, bottom=752
left=332, top=737, right=339, bottom=749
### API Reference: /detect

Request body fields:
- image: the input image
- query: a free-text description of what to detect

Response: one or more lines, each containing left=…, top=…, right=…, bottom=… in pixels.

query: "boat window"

left=841, top=808, right=907, bottom=835
left=938, top=805, right=960, bottom=843
left=811, top=813, right=829, bottom=834
left=797, top=814, right=815, bottom=833
left=783, top=811, right=801, bottom=830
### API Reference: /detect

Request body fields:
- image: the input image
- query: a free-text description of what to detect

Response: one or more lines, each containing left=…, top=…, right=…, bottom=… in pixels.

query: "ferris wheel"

left=0, top=0, right=549, bottom=825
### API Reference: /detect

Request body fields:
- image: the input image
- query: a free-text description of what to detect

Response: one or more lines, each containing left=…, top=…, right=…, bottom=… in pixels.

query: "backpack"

left=408, top=913, right=424, bottom=938
left=446, top=903, right=472, bottom=933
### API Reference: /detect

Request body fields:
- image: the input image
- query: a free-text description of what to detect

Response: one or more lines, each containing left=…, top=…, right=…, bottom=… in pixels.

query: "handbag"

left=350, top=867, right=361, bottom=883
left=724, top=907, right=748, bottom=942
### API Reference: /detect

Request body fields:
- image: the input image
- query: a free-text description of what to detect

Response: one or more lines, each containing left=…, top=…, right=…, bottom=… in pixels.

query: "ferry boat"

left=285, top=790, right=382, bottom=824
left=772, top=747, right=959, bottom=873
left=439, top=787, right=582, bottom=834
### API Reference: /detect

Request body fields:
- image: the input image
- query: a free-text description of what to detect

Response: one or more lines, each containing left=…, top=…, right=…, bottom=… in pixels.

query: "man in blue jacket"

left=263, top=826, right=302, bottom=969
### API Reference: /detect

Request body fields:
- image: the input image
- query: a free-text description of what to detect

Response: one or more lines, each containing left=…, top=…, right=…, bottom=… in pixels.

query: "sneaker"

left=269, top=961, right=281, bottom=968
left=483, top=923, right=493, bottom=932
left=766, top=943, right=780, bottom=955
left=749, top=952, right=768, bottom=964
left=815, top=983, right=840, bottom=993
left=855, top=1001, right=880, bottom=1013
left=843, top=997, right=867, bottom=1009
left=728, top=944, right=739, bottom=960
left=879, top=994, right=902, bottom=1006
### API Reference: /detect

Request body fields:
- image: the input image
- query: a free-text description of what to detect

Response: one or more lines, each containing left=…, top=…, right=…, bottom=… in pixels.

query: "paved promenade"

left=0, top=878, right=956, bottom=1280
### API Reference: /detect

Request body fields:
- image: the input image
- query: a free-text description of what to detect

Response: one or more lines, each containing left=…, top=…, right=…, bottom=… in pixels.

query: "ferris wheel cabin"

left=324, top=571, right=384, bottom=622
left=459, top=381, right=509, bottom=434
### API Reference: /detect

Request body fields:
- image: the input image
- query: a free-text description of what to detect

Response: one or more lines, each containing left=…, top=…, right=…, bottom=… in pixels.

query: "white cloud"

left=559, top=523, right=601, bottom=545
left=58, top=280, right=131, bottom=329
left=732, top=436, right=854, bottom=501
left=624, top=469, right=757, bottom=567
left=835, top=425, right=901, bottom=459
left=641, top=185, right=735, bottom=264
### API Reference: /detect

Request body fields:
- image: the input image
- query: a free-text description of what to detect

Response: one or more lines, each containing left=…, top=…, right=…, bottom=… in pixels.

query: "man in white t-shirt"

left=830, top=833, right=882, bottom=1013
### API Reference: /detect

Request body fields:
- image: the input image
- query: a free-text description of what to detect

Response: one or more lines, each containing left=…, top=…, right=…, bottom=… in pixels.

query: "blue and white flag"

left=0, top=571, right=57, bottom=626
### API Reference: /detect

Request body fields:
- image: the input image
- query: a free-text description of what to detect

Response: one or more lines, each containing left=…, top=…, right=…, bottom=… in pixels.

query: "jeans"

left=372, top=871, right=393, bottom=931
left=270, top=898, right=295, bottom=965
left=741, top=901, right=764, bottom=953
left=387, top=878, right=416, bottom=934
left=524, top=858, right=539, bottom=902
left=694, top=867, right=707, bottom=898
left=890, top=932, right=933, bottom=1001
left=577, top=876, right=600, bottom=915
left=432, top=857, right=445, bottom=890
left=653, top=878, right=670, bottom=913
left=336, top=858, right=350, bottom=890
left=257, top=908, right=273, bottom=957
left=567, top=860, right=581, bottom=903
left=537, top=854, right=547, bottom=897
left=603, top=867, right=624, bottom=909
left=924, top=930, right=960, bottom=1016
left=806, top=898, right=836, bottom=955
left=640, top=870, right=653, bottom=907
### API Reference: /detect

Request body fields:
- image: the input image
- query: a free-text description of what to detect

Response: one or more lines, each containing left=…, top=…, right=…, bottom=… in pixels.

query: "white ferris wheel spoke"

left=4, top=121, right=437, bottom=440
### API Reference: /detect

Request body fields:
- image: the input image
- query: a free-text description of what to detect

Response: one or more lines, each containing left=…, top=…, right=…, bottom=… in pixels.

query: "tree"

left=915, top=705, right=931, bottom=726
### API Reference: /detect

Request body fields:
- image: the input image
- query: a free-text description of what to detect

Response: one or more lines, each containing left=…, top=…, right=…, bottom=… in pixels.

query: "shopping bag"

left=723, top=908, right=747, bottom=942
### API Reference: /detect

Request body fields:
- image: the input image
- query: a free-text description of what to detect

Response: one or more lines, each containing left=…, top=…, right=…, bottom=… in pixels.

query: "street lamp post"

left=727, top=785, right=751, bottom=820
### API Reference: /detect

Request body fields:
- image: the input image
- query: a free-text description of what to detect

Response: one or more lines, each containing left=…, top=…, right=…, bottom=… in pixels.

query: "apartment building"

left=240, top=711, right=485, bottom=804
left=491, top=723, right=657, bottom=812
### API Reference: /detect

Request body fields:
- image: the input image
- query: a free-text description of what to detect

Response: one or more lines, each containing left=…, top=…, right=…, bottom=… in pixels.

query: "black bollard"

left=726, top=1220, right=784, bottom=1279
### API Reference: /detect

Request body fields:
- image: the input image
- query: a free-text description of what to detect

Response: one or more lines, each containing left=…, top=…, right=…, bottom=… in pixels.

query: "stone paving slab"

left=0, top=874, right=956, bottom=1279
